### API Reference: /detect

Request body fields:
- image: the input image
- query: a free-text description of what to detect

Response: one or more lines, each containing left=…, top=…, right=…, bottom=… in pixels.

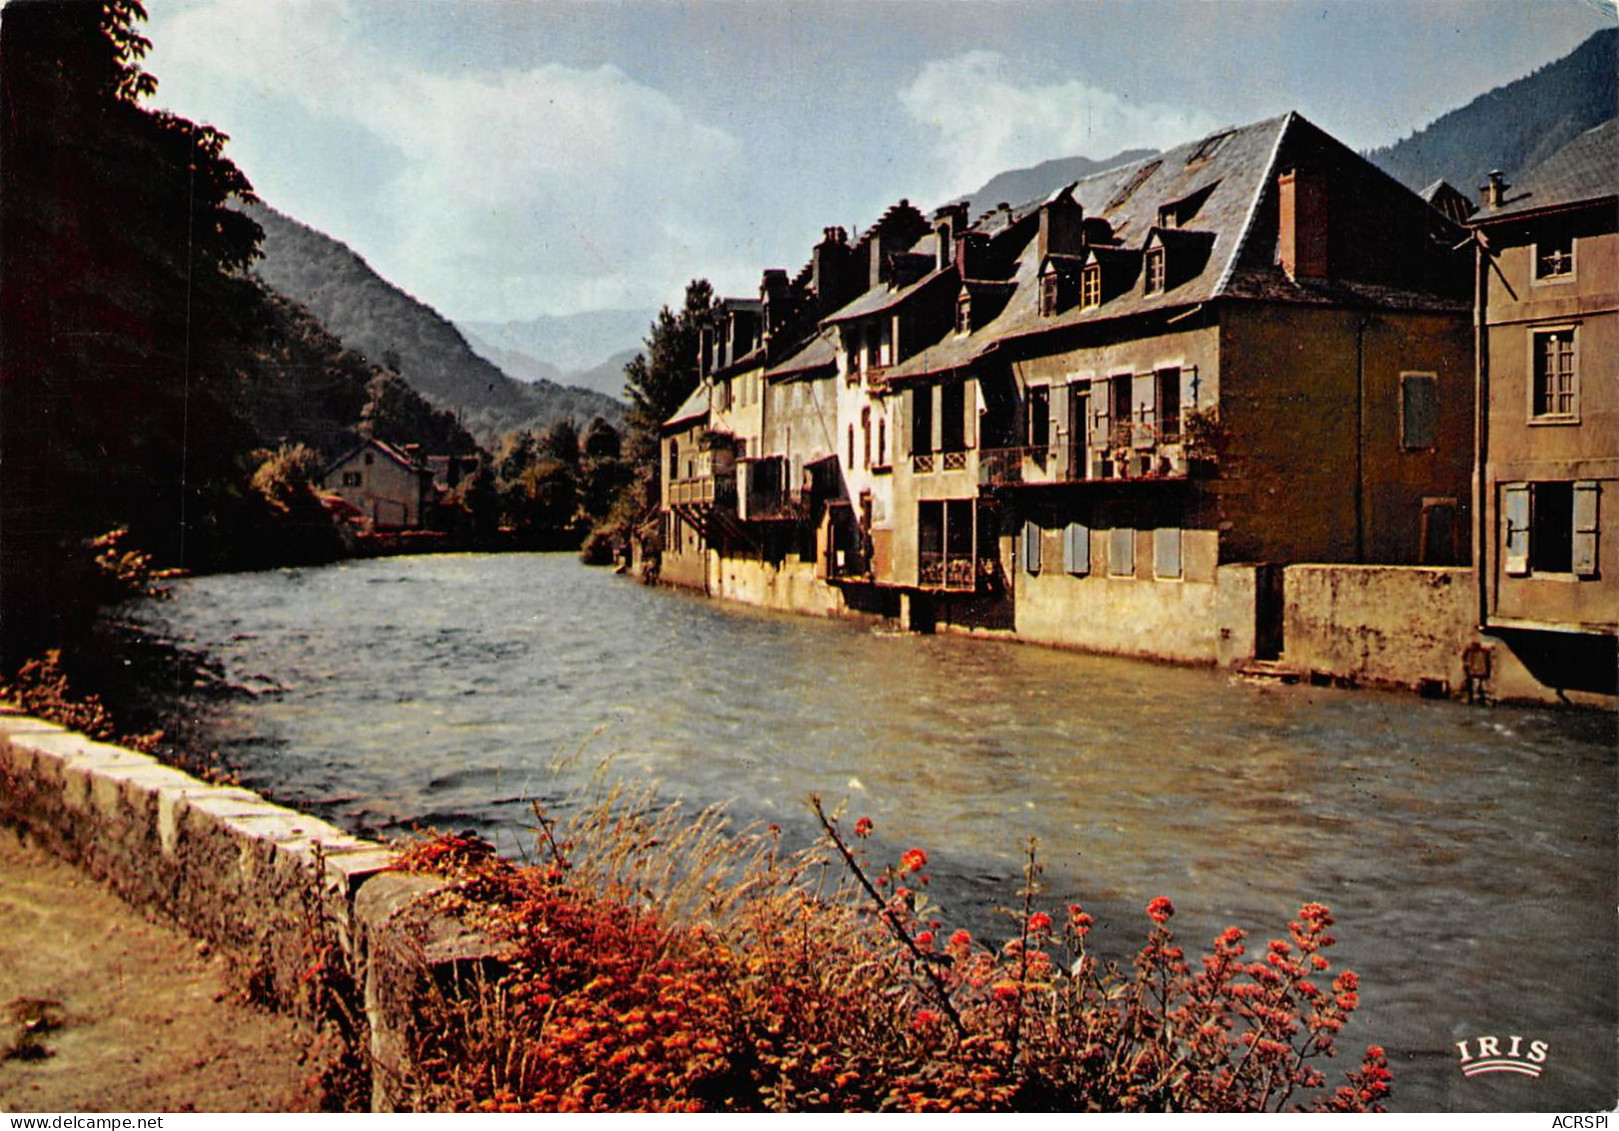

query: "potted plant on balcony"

left=1181, top=407, right=1225, bottom=479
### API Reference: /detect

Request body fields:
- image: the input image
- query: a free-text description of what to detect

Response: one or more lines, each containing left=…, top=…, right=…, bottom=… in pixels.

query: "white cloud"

left=899, top=51, right=1222, bottom=204
left=147, top=0, right=745, bottom=319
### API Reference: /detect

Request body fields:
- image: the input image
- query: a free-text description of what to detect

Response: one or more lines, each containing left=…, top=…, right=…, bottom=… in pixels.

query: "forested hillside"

left=247, top=204, right=624, bottom=438
left=1366, top=28, right=1616, bottom=194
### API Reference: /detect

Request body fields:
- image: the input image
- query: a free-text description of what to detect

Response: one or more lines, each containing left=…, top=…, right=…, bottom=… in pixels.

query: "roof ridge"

left=1212, top=111, right=1296, bottom=297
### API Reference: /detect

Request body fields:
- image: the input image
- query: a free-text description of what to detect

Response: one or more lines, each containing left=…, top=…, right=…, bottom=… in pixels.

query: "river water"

left=134, top=552, right=1616, bottom=1112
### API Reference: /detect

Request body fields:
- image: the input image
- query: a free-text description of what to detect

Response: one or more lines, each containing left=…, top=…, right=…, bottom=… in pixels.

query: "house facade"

left=322, top=438, right=435, bottom=529
left=649, top=110, right=1615, bottom=703
left=1469, top=120, right=1618, bottom=693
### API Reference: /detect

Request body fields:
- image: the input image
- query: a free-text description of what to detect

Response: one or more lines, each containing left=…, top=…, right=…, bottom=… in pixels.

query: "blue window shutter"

left=1024, top=521, right=1042, bottom=574
left=1573, top=480, right=1600, bottom=578
left=1503, top=483, right=1530, bottom=576
left=1110, top=527, right=1135, bottom=577
left=1065, top=522, right=1090, bottom=575
left=1154, top=528, right=1182, bottom=579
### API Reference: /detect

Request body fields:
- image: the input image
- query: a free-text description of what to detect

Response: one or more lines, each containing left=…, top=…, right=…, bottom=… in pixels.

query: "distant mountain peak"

left=948, top=148, right=1161, bottom=217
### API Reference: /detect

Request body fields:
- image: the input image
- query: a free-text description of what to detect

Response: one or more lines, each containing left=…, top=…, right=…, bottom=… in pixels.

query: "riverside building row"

left=652, top=113, right=1616, bottom=707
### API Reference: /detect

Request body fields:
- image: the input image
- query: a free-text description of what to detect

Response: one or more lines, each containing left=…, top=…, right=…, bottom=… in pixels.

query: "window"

left=341, top=471, right=362, bottom=488
left=1154, top=528, right=1182, bottom=579
left=1064, top=522, right=1090, bottom=575
left=956, top=294, right=972, bottom=333
left=941, top=382, right=967, bottom=453
left=1027, top=386, right=1050, bottom=449
left=1504, top=480, right=1601, bottom=578
left=1109, top=527, right=1135, bottom=577
left=1145, top=247, right=1166, bottom=295
left=877, top=418, right=887, bottom=468
left=668, top=440, right=679, bottom=482
left=1534, top=232, right=1574, bottom=280
left=1039, top=273, right=1059, bottom=316
left=1024, top=521, right=1042, bottom=574
left=912, top=385, right=933, bottom=455
left=1401, top=373, right=1438, bottom=449
left=861, top=407, right=871, bottom=468
left=364, top=452, right=375, bottom=466
left=1532, top=329, right=1577, bottom=419
left=848, top=424, right=856, bottom=469
left=1157, top=367, right=1182, bottom=441
left=1081, top=265, right=1102, bottom=309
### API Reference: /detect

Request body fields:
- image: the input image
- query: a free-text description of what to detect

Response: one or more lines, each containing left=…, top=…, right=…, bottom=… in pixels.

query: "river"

left=133, top=552, right=1617, bottom=1112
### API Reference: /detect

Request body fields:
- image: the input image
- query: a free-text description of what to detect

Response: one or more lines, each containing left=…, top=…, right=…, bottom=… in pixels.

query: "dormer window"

left=1081, top=265, right=1102, bottom=310
left=1039, top=273, right=1060, bottom=316
left=1145, top=247, right=1166, bottom=296
left=1535, top=232, right=1574, bottom=280
left=956, top=294, right=972, bottom=334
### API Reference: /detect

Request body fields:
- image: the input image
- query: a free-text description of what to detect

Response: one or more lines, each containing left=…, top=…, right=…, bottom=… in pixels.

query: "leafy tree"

left=582, top=416, right=622, bottom=461
left=1, top=0, right=267, bottom=664
left=540, top=418, right=582, bottom=467
left=623, top=279, right=715, bottom=468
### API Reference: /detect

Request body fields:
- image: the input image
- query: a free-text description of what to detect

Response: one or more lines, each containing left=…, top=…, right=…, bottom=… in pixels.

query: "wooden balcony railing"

left=918, top=551, right=981, bottom=591
left=668, top=474, right=737, bottom=508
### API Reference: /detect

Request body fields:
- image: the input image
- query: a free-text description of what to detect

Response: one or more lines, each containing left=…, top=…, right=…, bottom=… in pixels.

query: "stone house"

left=1468, top=120, right=1618, bottom=694
left=322, top=438, right=435, bottom=529
left=657, top=111, right=1485, bottom=675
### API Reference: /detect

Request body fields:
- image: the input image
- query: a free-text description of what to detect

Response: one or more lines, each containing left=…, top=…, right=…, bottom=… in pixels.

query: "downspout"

left=1473, top=231, right=1491, bottom=630
left=1354, top=314, right=1369, bottom=563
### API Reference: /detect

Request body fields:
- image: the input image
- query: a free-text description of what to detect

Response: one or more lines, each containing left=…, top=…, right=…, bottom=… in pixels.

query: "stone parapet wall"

left=0, top=709, right=493, bottom=1111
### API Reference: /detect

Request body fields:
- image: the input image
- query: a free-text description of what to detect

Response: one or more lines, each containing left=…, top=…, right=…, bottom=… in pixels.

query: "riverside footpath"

left=0, top=828, right=316, bottom=1111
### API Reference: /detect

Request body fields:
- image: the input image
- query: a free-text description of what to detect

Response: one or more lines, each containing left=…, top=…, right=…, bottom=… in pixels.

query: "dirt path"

left=0, top=829, right=319, bottom=1113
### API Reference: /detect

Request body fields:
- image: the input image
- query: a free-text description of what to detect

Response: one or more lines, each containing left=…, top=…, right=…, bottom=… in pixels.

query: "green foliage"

left=624, top=280, right=716, bottom=467
left=250, top=444, right=324, bottom=514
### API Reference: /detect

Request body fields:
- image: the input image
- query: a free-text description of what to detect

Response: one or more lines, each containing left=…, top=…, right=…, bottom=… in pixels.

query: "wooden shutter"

left=1401, top=374, right=1437, bottom=450
left=1065, top=522, right=1090, bottom=575
left=1573, top=480, right=1600, bottom=578
left=1154, top=527, right=1182, bottom=579
left=1110, top=527, right=1135, bottom=577
left=1024, top=521, right=1042, bottom=574
left=1503, top=483, right=1530, bottom=576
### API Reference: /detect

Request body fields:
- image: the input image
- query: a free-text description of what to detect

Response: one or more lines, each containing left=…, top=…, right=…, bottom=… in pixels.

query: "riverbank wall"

left=0, top=708, right=497, bottom=1111
left=652, top=551, right=1613, bottom=709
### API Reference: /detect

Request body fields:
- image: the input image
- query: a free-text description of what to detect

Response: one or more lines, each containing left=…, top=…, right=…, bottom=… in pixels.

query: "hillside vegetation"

left=247, top=203, right=624, bottom=439
left=1366, top=28, right=1616, bottom=194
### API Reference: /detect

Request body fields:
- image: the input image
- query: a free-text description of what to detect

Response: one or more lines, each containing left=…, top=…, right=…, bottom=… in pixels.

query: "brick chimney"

left=1037, top=191, right=1085, bottom=262
left=1278, top=168, right=1328, bottom=281
left=812, top=226, right=856, bottom=314
left=1481, top=170, right=1507, bottom=209
left=933, top=203, right=969, bottom=270
left=760, top=269, right=789, bottom=340
left=955, top=230, right=989, bottom=280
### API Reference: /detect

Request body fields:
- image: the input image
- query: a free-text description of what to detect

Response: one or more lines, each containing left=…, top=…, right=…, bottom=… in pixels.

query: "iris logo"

left=1455, top=1034, right=1550, bottom=1078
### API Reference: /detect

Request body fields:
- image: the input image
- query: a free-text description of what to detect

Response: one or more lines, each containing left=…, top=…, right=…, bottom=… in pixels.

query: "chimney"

left=1481, top=170, right=1507, bottom=209
left=760, top=269, right=789, bottom=339
left=933, top=203, right=969, bottom=270
left=697, top=321, right=714, bottom=379
left=1278, top=167, right=1328, bottom=281
left=1037, top=192, right=1085, bottom=262
left=812, top=226, right=855, bottom=313
left=955, top=230, right=989, bottom=280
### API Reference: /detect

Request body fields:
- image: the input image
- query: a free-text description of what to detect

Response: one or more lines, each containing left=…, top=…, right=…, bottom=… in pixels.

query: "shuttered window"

left=1024, top=521, right=1042, bottom=574
left=1401, top=373, right=1437, bottom=450
left=1065, top=523, right=1090, bottom=575
left=1109, top=527, right=1135, bottom=577
left=1574, top=480, right=1600, bottom=578
left=1154, top=528, right=1183, bottom=579
left=1503, top=483, right=1530, bottom=576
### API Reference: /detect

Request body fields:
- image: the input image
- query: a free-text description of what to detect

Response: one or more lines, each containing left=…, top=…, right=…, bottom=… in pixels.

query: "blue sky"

left=143, top=0, right=1614, bottom=324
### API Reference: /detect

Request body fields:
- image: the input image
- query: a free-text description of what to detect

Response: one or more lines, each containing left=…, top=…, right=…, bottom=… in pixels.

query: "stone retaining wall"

left=0, top=708, right=493, bottom=1111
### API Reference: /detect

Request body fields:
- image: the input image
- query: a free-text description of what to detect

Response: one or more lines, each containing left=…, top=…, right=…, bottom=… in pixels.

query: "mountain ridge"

left=246, top=202, right=624, bottom=439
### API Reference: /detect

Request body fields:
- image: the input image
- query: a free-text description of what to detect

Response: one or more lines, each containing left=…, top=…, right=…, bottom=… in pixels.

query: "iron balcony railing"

left=918, top=551, right=980, bottom=591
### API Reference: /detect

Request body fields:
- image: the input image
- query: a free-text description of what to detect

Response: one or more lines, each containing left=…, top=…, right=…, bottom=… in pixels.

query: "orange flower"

left=1147, top=896, right=1175, bottom=923
left=900, top=847, right=928, bottom=873
left=854, top=817, right=874, bottom=838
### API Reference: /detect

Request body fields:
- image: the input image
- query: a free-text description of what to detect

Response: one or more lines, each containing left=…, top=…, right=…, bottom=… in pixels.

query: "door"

left=1255, top=564, right=1285, bottom=661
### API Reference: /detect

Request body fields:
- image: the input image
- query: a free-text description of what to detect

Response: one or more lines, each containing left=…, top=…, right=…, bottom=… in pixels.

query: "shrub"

left=392, top=790, right=1389, bottom=1112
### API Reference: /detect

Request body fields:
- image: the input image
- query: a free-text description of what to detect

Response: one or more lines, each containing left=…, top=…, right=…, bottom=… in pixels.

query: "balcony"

left=918, top=551, right=982, bottom=591
left=912, top=453, right=935, bottom=474
left=911, top=450, right=970, bottom=474
left=668, top=473, right=737, bottom=508
left=745, top=488, right=809, bottom=523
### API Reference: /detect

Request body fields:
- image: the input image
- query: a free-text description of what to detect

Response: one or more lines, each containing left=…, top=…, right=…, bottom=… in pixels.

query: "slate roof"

left=1472, top=119, right=1618, bottom=222
left=663, top=381, right=711, bottom=429
left=885, top=111, right=1466, bottom=380
left=764, top=329, right=837, bottom=380
left=326, top=437, right=427, bottom=476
